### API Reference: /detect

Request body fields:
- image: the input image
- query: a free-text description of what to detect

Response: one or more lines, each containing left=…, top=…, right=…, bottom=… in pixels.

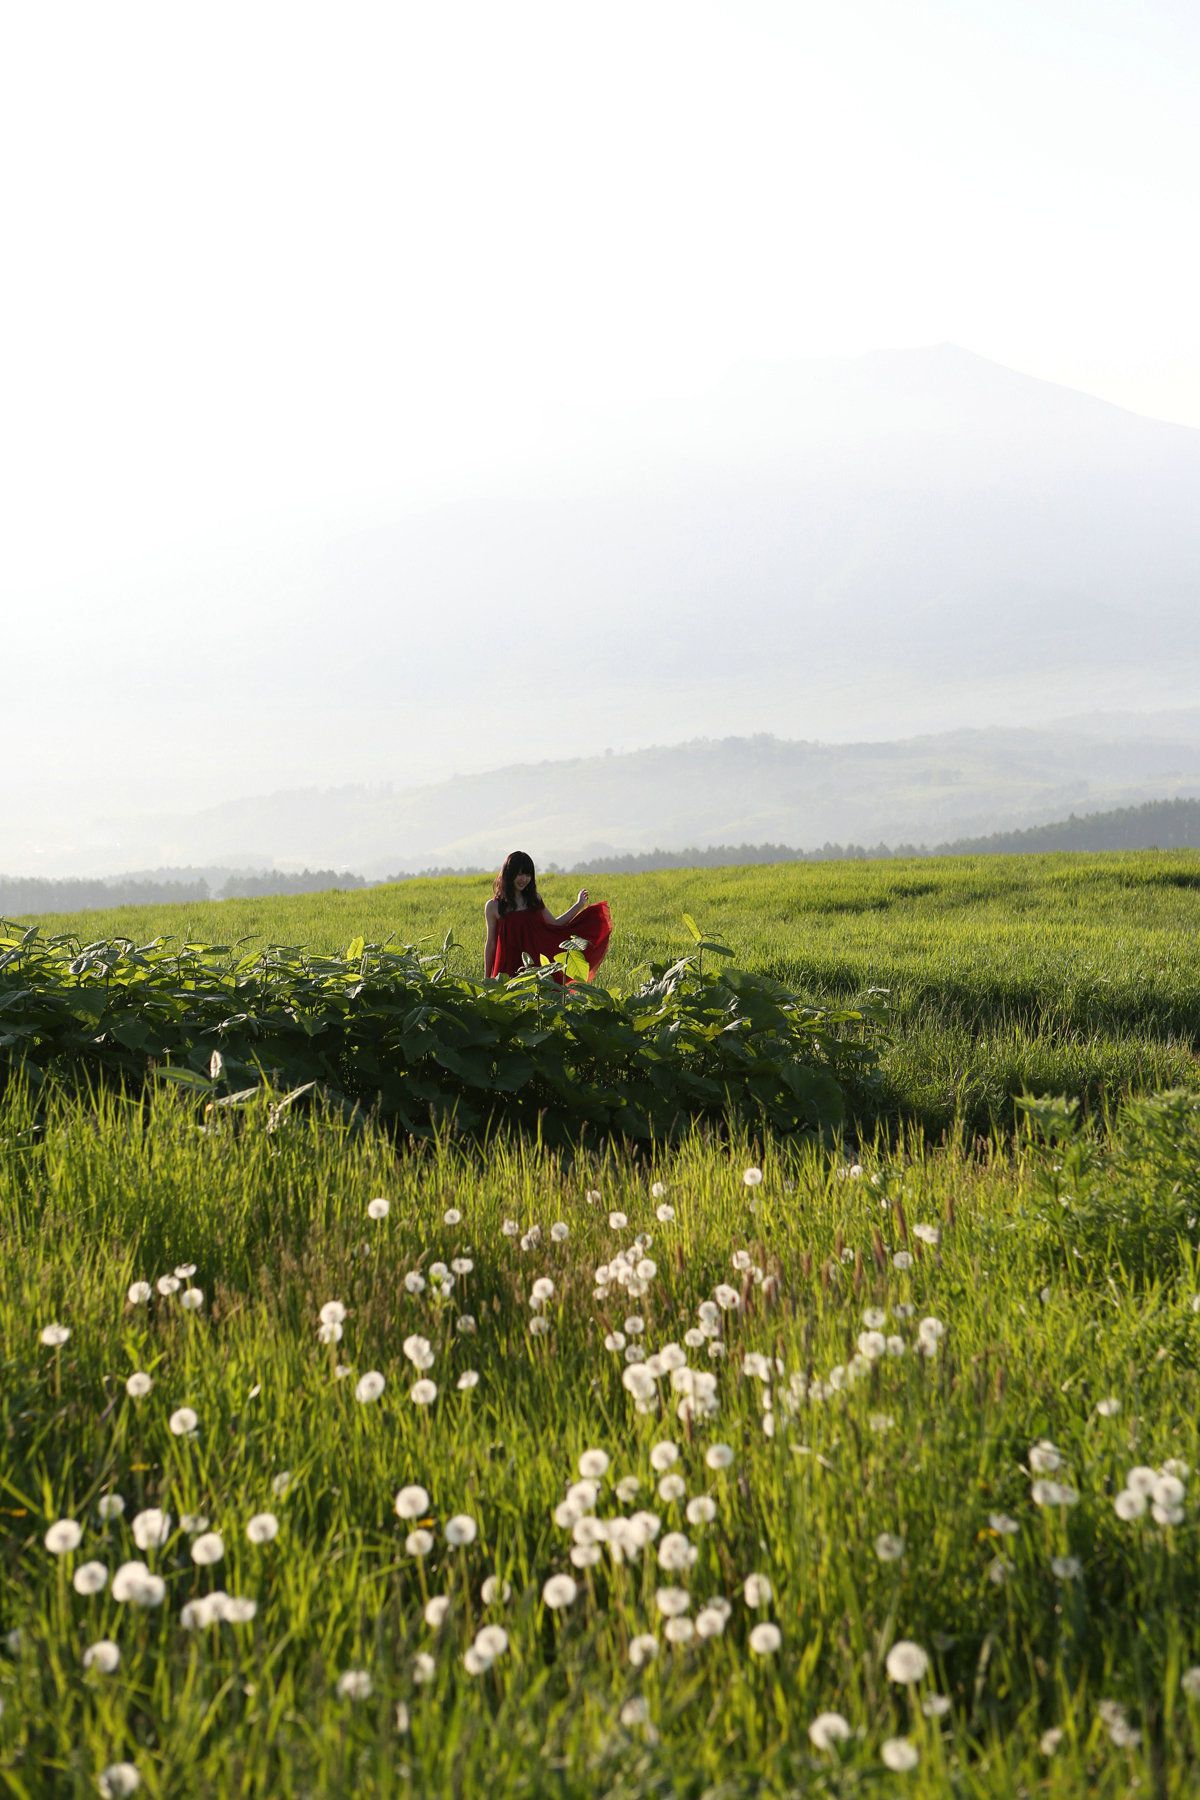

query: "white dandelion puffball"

left=655, top=1586, right=691, bottom=1618
left=474, top=1624, right=509, bottom=1662
left=355, top=1371, right=385, bottom=1403
left=131, top=1509, right=171, bottom=1551
left=180, top=1513, right=209, bottom=1534
left=551, top=1221, right=569, bottom=1242
left=180, top=1287, right=204, bottom=1312
left=875, top=1532, right=905, bottom=1563
left=395, top=1485, right=430, bottom=1520
left=749, top=1622, right=781, bottom=1654
left=191, top=1532, right=224, bottom=1566
left=892, top=1250, right=913, bottom=1270
left=444, top=1206, right=462, bottom=1225
left=542, top=1574, right=578, bottom=1609
left=1096, top=1396, right=1120, bottom=1417
left=410, top=1379, right=438, bottom=1406
left=482, top=1575, right=512, bottom=1604
left=705, top=1444, right=735, bottom=1470
left=664, top=1616, right=694, bottom=1644
left=608, top=1211, right=628, bottom=1231
left=629, top=1634, right=658, bottom=1667
left=882, top=1737, right=919, bottom=1772
left=156, top=1275, right=180, bottom=1296
left=445, top=1514, right=477, bottom=1547
left=126, top=1281, right=152, bottom=1305
left=412, top=1652, right=436, bottom=1685
left=713, top=1284, right=741, bottom=1311
left=368, top=1197, right=390, bottom=1219
left=743, top=1573, right=773, bottom=1607
left=650, top=1441, right=679, bottom=1472
left=98, top=1494, right=125, bottom=1521
left=579, top=1449, right=609, bottom=1478
left=1028, top=1439, right=1064, bottom=1474
left=886, top=1640, right=930, bottom=1684
left=222, top=1594, right=257, bottom=1624
left=319, top=1300, right=346, bottom=1327
left=403, top=1334, right=434, bottom=1369
left=41, top=1322, right=71, bottom=1347
left=174, top=1263, right=196, bottom=1278
left=686, top=1496, right=717, bottom=1525
left=111, top=1561, right=166, bottom=1607
left=809, top=1712, right=852, bottom=1751
left=98, top=1763, right=141, bottom=1797
left=406, top=1529, right=434, bottom=1556
left=245, top=1513, right=278, bottom=1545
left=337, top=1669, right=373, bottom=1701
left=457, top=1370, right=479, bottom=1390
left=1182, top=1667, right=1200, bottom=1700
left=650, top=1181, right=666, bottom=1198
left=168, top=1407, right=199, bottom=1437
left=424, top=1595, right=451, bottom=1628
left=743, top=1167, right=763, bottom=1187
left=44, top=1519, right=82, bottom=1555
left=530, top=1278, right=555, bottom=1306
left=73, top=1561, right=108, bottom=1595
left=82, top=1639, right=120, bottom=1673
left=125, top=1372, right=153, bottom=1399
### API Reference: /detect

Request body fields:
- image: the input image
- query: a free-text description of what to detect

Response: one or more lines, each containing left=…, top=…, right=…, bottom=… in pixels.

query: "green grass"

left=5, top=850, right=1200, bottom=1794
left=18, top=850, right=1200, bottom=1135
left=5, top=1081, right=1200, bottom=1795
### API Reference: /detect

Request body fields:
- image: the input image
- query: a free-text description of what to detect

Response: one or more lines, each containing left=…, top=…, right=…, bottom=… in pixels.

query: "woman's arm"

left=542, top=888, right=590, bottom=929
left=483, top=899, right=499, bottom=977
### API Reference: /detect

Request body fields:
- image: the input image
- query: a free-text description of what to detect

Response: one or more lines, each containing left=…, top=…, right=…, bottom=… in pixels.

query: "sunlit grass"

left=4, top=1080, right=1200, bottom=1794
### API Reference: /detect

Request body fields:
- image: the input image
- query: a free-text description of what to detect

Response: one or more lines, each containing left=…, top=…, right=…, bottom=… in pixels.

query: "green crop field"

left=4, top=850, right=1200, bottom=1797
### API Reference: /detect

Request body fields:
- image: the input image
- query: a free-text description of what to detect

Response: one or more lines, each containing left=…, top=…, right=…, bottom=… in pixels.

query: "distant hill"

left=9, top=345, right=1200, bottom=876
left=8, top=798, right=1200, bottom=920
left=560, top=797, right=1200, bottom=872
left=68, top=714, right=1200, bottom=878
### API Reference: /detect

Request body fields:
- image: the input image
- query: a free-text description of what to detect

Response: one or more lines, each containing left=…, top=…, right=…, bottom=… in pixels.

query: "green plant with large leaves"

left=0, top=920, right=884, bottom=1143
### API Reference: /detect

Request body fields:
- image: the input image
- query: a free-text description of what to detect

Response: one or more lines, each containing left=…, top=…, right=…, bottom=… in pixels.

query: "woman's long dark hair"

left=493, top=850, right=543, bottom=916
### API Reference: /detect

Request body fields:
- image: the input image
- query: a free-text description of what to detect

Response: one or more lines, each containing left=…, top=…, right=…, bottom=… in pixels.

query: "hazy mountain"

left=64, top=713, right=1200, bottom=878
left=9, top=344, right=1200, bottom=872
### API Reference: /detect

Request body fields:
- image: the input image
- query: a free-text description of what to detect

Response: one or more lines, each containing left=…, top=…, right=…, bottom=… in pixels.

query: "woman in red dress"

left=484, top=850, right=612, bottom=981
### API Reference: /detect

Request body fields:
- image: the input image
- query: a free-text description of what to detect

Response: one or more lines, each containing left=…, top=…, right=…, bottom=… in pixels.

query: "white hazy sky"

left=2, top=0, right=1198, bottom=867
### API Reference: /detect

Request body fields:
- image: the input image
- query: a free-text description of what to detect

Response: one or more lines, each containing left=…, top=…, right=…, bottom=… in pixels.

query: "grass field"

left=18, top=850, right=1200, bottom=1136
left=4, top=850, right=1200, bottom=1796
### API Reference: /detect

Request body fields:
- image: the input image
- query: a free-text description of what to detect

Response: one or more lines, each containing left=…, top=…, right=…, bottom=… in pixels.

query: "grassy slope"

left=16, top=851, right=1200, bottom=1135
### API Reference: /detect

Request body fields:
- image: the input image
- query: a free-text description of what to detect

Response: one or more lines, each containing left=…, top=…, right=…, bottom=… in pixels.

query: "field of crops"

left=4, top=850, right=1200, bottom=1796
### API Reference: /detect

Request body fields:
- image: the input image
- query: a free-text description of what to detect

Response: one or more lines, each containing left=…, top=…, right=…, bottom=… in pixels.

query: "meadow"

left=3, top=850, right=1200, bottom=1797
left=20, top=850, right=1200, bottom=1136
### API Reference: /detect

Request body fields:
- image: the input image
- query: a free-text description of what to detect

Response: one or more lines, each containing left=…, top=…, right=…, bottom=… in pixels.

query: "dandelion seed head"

left=809, top=1712, right=852, bottom=1751
left=73, top=1561, right=108, bottom=1594
left=168, top=1407, right=199, bottom=1437
left=886, top=1640, right=930, bottom=1685
left=98, top=1762, right=141, bottom=1797
left=246, top=1513, right=279, bottom=1544
left=82, top=1638, right=120, bottom=1673
left=881, top=1737, right=919, bottom=1771
left=355, top=1371, right=385, bottom=1404
left=40, top=1323, right=70, bottom=1347
left=44, top=1519, right=82, bottom=1555
left=367, top=1198, right=390, bottom=1219
left=337, top=1669, right=373, bottom=1700
left=126, top=1282, right=152, bottom=1306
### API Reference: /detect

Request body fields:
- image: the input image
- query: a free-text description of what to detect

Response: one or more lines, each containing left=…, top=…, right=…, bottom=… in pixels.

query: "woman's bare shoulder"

left=484, top=897, right=499, bottom=919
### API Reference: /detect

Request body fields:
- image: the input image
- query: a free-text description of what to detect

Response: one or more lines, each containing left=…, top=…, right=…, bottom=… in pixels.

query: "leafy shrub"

left=0, top=923, right=884, bottom=1145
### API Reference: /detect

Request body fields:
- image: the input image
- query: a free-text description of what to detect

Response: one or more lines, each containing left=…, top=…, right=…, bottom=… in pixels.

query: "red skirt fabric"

left=490, top=901, right=612, bottom=981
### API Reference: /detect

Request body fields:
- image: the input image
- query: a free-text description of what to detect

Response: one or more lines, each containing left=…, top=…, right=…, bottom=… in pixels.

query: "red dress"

left=490, top=901, right=613, bottom=981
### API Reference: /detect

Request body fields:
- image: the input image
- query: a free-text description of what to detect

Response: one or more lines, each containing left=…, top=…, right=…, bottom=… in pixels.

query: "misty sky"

left=3, top=0, right=1199, bottom=870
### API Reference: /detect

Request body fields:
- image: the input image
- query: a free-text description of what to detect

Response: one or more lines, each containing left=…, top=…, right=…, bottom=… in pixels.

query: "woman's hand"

left=576, top=889, right=589, bottom=906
